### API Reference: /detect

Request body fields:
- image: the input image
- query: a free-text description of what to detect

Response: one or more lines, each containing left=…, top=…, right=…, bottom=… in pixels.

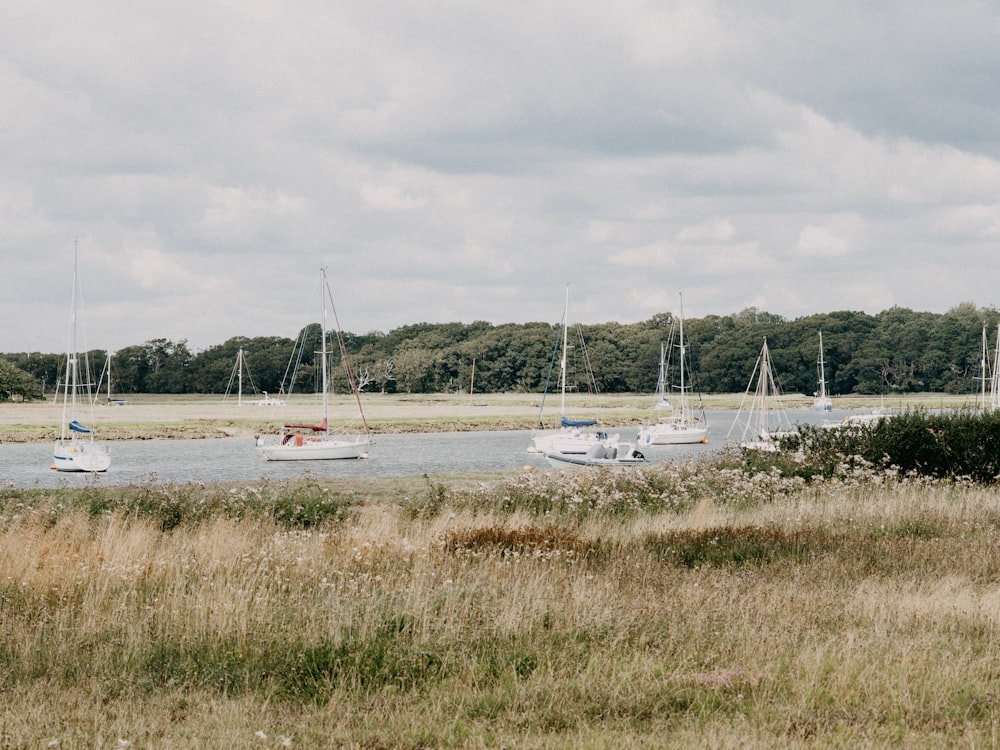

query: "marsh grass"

left=3, top=465, right=1000, bottom=746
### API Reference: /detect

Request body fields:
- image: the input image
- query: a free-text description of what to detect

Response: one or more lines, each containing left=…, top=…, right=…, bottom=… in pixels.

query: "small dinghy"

left=544, top=442, right=646, bottom=470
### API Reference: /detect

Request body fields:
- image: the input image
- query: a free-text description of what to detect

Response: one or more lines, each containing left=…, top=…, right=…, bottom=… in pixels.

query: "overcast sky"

left=3, top=1, right=1000, bottom=354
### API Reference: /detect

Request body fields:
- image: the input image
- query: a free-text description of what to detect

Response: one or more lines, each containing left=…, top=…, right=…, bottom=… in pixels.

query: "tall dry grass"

left=2, top=467, right=1000, bottom=747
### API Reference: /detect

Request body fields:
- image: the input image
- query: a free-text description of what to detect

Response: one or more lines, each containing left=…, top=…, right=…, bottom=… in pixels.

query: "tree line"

left=3, top=303, right=999, bottom=401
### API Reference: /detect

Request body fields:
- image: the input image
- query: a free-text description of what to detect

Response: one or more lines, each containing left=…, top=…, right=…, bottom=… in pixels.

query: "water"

left=0, top=409, right=845, bottom=488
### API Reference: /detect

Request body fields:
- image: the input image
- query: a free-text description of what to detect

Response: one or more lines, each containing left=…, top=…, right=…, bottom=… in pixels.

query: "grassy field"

left=2, top=455, right=999, bottom=747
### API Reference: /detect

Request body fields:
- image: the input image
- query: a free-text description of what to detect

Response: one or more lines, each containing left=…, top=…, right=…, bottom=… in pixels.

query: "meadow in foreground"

left=2, top=449, right=1000, bottom=747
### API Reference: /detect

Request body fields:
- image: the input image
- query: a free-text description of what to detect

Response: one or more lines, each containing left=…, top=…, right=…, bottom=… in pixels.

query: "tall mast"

left=320, top=268, right=329, bottom=431
left=62, top=240, right=81, bottom=431
left=992, top=324, right=1000, bottom=412
left=818, top=331, right=828, bottom=399
left=560, top=284, right=568, bottom=419
left=237, top=349, right=244, bottom=406
left=981, top=326, right=988, bottom=410
left=759, top=338, right=770, bottom=437
left=678, top=292, right=686, bottom=418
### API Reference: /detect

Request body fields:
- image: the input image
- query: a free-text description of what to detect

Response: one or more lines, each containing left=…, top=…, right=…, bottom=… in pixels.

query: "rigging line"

left=534, top=318, right=563, bottom=430
left=324, top=272, right=371, bottom=437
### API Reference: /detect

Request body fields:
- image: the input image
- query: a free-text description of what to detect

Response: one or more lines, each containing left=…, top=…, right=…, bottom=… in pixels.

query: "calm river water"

left=0, top=409, right=845, bottom=489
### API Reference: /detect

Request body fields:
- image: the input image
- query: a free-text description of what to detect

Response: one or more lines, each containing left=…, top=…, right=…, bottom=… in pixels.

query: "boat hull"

left=257, top=435, right=372, bottom=461
left=637, top=421, right=708, bottom=445
left=544, top=441, right=645, bottom=469
left=52, top=439, right=111, bottom=472
left=544, top=449, right=645, bottom=470
left=530, top=429, right=619, bottom=455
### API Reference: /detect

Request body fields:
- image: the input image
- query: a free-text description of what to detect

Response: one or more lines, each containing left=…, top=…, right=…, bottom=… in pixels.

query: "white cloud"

left=793, top=224, right=854, bottom=258
left=2, top=1, right=1000, bottom=351
left=930, top=204, right=1000, bottom=241
left=676, top=218, right=735, bottom=243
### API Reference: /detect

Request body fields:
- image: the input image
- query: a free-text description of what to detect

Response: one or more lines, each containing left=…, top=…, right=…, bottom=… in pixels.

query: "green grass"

left=3, top=457, right=1000, bottom=746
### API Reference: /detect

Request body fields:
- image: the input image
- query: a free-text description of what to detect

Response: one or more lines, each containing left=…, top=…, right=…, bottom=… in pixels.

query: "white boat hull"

left=530, top=429, right=619, bottom=455
left=52, top=439, right=111, bottom=472
left=637, top=421, right=708, bottom=445
left=257, top=435, right=372, bottom=461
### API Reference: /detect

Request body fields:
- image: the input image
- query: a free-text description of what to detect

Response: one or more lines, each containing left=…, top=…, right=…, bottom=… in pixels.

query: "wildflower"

left=255, top=730, right=268, bottom=741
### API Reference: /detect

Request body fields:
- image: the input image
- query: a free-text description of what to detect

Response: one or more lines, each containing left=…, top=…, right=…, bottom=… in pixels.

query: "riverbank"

left=0, top=391, right=977, bottom=443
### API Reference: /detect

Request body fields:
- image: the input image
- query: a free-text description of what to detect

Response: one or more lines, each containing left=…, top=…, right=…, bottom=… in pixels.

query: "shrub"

left=795, top=410, right=1000, bottom=483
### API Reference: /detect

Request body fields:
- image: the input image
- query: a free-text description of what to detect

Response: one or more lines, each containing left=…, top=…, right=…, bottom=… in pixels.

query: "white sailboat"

left=727, top=337, right=793, bottom=451
left=979, top=324, right=1000, bottom=414
left=637, top=294, right=709, bottom=445
left=813, top=331, right=833, bottom=412
left=256, top=268, right=373, bottom=461
left=224, top=348, right=252, bottom=406
left=52, top=242, right=111, bottom=472
left=224, top=347, right=285, bottom=406
left=95, top=353, right=127, bottom=406
left=529, top=285, right=619, bottom=455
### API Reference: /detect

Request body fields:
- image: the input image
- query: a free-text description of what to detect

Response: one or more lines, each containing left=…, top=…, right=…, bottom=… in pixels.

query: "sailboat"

left=979, top=324, right=1000, bottom=414
left=224, top=347, right=285, bottom=406
left=637, top=294, right=709, bottom=445
left=813, top=331, right=833, bottom=412
left=52, top=242, right=111, bottom=472
left=529, top=285, right=619, bottom=455
left=256, top=268, right=373, bottom=460
left=727, top=337, right=793, bottom=451
left=96, top=353, right=127, bottom=406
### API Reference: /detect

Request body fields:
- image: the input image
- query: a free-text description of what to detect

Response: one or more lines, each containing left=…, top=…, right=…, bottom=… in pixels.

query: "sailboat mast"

left=237, top=348, right=244, bottom=406
left=62, top=241, right=82, bottom=435
left=320, top=268, right=329, bottom=432
left=759, top=338, right=770, bottom=437
left=560, top=284, right=568, bottom=420
left=981, top=327, right=988, bottom=410
left=677, top=293, right=686, bottom=417
left=992, top=324, right=1000, bottom=412
left=818, top=331, right=827, bottom=399
left=657, top=344, right=666, bottom=403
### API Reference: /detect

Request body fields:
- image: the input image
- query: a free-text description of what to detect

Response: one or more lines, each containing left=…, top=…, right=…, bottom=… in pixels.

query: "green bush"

left=794, top=410, right=1000, bottom=483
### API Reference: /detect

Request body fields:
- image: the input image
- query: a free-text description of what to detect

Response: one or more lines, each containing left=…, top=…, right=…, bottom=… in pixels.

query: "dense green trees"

left=4, top=303, right=1000, bottom=400
left=0, top=358, right=44, bottom=401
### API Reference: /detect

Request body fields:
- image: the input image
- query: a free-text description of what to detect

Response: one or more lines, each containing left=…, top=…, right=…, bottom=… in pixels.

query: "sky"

left=3, top=1, right=1000, bottom=354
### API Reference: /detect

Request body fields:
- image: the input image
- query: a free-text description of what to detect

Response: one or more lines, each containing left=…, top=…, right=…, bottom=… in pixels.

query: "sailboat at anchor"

left=52, top=241, right=111, bottom=472
left=813, top=331, right=833, bottom=412
left=255, top=268, right=373, bottom=461
left=528, top=285, right=619, bottom=455
left=637, top=293, right=709, bottom=445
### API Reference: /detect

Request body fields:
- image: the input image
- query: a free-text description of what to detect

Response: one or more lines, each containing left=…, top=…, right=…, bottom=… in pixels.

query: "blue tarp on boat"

left=561, top=416, right=598, bottom=428
left=69, top=420, right=93, bottom=434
